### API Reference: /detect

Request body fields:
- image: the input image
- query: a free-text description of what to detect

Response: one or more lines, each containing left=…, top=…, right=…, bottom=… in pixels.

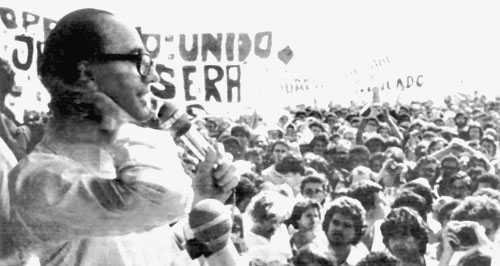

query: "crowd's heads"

left=322, top=196, right=366, bottom=246
left=391, top=190, right=428, bottom=220
left=248, top=190, right=291, bottom=239
left=234, top=177, right=258, bottom=213
left=0, top=57, right=17, bottom=98
left=476, top=173, right=500, bottom=191
left=413, top=155, right=440, bottom=184
left=450, top=195, right=500, bottom=241
left=300, top=175, right=328, bottom=203
left=292, top=242, right=334, bottom=266
left=347, top=145, right=371, bottom=170
left=355, top=251, right=400, bottom=266
left=346, top=179, right=383, bottom=212
left=449, top=171, right=472, bottom=200
left=275, top=154, right=305, bottom=176
left=286, top=199, right=322, bottom=230
left=309, top=133, right=329, bottom=156
left=381, top=207, right=429, bottom=258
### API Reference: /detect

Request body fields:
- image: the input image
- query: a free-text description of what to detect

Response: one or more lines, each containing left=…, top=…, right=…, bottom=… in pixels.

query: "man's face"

left=312, top=140, right=327, bottom=156
left=90, top=16, right=159, bottom=122
left=302, top=182, right=326, bottom=203
left=441, top=161, right=459, bottom=178
left=298, top=207, right=321, bottom=231
left=455, top=116, right=467, bottom=128
left=387, top=233, right=421, bottom=261
left=272, top=143, right=288, bottom=163
left=326, top=213, right=356, bottom=247
left=450, top=179, right=470, bottom=199
left=419, top=163, right=438, bottom=181
left=253, top=213, right=281, bottom=239
left=365, top=119, right=378, bottom=133
left=310, top=126, right=322, bottom=137
left=481, top=141, right=496, bottom=157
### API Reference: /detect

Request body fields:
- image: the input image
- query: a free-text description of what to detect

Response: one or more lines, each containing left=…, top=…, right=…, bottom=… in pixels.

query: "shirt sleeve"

left=9, top=123, right=193, bottom=242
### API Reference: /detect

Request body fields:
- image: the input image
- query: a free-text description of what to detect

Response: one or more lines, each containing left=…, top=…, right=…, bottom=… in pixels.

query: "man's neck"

left=402, top=255, right=425, bottom=266
left=329, top=243, right=352, bottom=265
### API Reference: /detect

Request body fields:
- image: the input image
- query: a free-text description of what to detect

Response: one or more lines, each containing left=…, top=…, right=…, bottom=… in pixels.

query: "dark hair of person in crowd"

left=410, top=155, right=440, bottom=184
left=306, top=156, right=330, bottom=178
left=451, top=195, right=500, bottom=234
left=391, top=190, right=428, bottom=220
left=427, top=137, right=448, bottom=155
left=233, top=177, right=258, bottom=213
left=380, top=207, right=429, bottom=256
left=436, top=199, right=461, bottom=226
left=38, top=8, right=113, bottom=119
left=346, top=179, right=383, bottom=212
left=230, top=124, right=251, bottom=139
left=286, top=199, right=322, bottom=230
left=467, top=155, right=490, bottom=172
left=364, top=135, right=385, bottom=154
left=384, top=136, right=402, bottom=150
left=457, top=247, right=492, bottom=266
left=275, top=154, right=306, bottom=176
left=448, top=171, right=472, bottom=194
left=322, top=196, right=366, bottom=245
left=347, top=145, right=371, bottom=170
left=369, top=152, right=387, bottom=174
left=355, top=251, right=400, bottom=266
left=292, top=242, right=334, bottom=266
left=476, top=173, right=500, bottom=190
left=309, top=133, right=329, bottom=156
left=300, top=175, right=328, bottom=195
left=402, top=180, right=435, bottom=214
left=308, top=120, right=325, bottom=132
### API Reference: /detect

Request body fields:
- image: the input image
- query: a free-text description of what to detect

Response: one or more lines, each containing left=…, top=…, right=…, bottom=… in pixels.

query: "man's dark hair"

left=346, top=179, right=383, bottom=211
left=451, top=195, right=500, bottom=231
left=355, top=251, right=400, bottom=266
left=234, top=177, right=258, bottom=208
left=38, top=8, right=113, bottom=119
left=286, top=199, right=322, bottom=230
left=436, top=199, right=461, bottom=225
left=402, top=181, right=435, bottom=214
left=300, top=175, right=327, bottom=193
left=391, top=190, right=428, bottom=220
left=457, top=248, right=492, bottom=266
left=322, top=196, right=366, bottom=245
left=477, top=173, right=500, bottom=190
left=292, top=243, right=334, bottom=266
left=275, top=154, right=305, bottom=175
left=380, top=207, right=429, bottom=256
left=230, top=124, right=250, bottom=139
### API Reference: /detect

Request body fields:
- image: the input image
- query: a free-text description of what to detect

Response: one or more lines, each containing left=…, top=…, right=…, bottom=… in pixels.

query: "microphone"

left=187, top=199, right=233, bottom=257
left=157, top=101, right=212, bottom=161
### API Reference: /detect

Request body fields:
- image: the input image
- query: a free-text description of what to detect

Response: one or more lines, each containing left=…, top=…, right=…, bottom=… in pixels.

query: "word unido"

left=363, top=74, right=424, bottom=93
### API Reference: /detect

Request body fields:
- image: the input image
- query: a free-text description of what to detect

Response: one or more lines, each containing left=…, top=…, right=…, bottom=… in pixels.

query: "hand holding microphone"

left=157, top=101, right=239, bottom=203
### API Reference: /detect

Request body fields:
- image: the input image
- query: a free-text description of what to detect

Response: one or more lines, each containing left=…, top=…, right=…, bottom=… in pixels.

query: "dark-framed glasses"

left=91, top=52, right=153, bottom=77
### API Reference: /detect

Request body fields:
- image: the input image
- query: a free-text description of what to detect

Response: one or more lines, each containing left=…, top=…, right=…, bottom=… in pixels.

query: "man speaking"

left=1, top=8, right=239, bottom=266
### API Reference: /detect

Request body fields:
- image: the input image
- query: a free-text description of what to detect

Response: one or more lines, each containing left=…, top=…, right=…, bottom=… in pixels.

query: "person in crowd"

left=364, top=135, right=386, bottom=154
left=2, top=8, right=240, bottom=265
left=230, top=123, right=251, bottom=153
left=447, top=171, right=472, bottom=200
left=381, top=207, right=438, bottom=266
left=234, top=177, right=258, bottom=214
left=410, top=155, right=441, bottom=187
left=262, top=154, right=306, bottom=197
left=245, top=190, right=293, bottom=265
left=347, top=180, right=390, bottom=252
left=355, top=251, right=401, bottom=266
left=391, top=189, right=429, bottom=221
left=286, top=199, right=324, bottom=255
left=480, top=135, right=497, bottom=162
left=243, top=147, right=264, bottom=175
left=456, top=247, right=494, bottom=266
left=300, top=175, right=329, bottom=205
left=292, top=242, right=335, bottom=266
left=221, top=135, right=244, bottom=160
left=369, top=152, right=387, bottom=174
left=304, top=196, right=368, bottom=266
left=466, top=122, right=483, bottom=142
left=476, top=173, right=500, bottom=191
left=428, top=138, right=449, bottom=155
left=309, top=133, right=329, bottom=157
left=261, top=139, right=290, bottom=176
left=308, top=121, right=326, bottom=137
left=0, top=58, right=44, bottom=160
left=347, top=145, right=371, bottom=171
left=435, top=155, right=461, bottom=196
left=454, top=112, right=469, bottom=140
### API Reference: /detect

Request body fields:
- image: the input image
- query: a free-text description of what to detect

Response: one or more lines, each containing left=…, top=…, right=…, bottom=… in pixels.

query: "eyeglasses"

left=91, top=52, right=154, bottom=78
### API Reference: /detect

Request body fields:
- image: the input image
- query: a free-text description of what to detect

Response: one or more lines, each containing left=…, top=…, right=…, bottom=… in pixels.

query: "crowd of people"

left=1, top=7, right=500, bottom=266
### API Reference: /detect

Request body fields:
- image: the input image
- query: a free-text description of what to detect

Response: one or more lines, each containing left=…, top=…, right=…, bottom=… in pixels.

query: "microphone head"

left=189, top=199, right=232, bottom=252
left=158, top=101, right=192, bottom=138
